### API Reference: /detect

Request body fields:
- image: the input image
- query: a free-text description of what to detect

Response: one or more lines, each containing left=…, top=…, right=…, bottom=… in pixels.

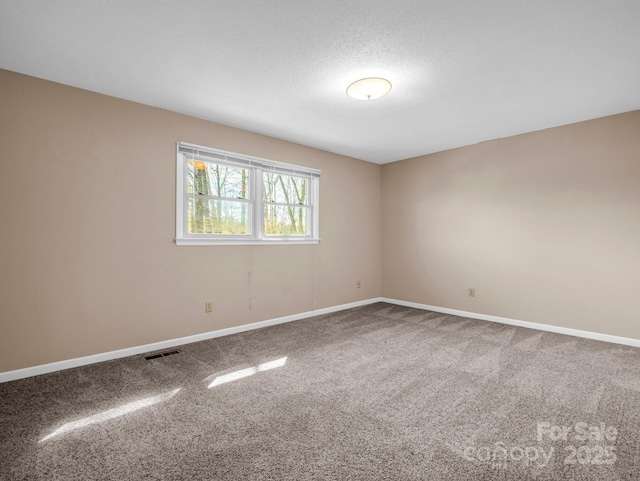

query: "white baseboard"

left=381, top=297, right=640, bottom=349
left=4, top=296, right=639, bottom=383
left=0, top=298, right=384, bottom=383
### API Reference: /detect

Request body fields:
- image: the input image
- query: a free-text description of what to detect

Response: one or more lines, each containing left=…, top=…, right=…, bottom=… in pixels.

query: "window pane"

left=264, top=205, right=308, bottom=235
left=188, top=198, right=250, bottom=234
left=263, top=173, right=308, bottom=205
left=187, top=160, right=249, bottom=199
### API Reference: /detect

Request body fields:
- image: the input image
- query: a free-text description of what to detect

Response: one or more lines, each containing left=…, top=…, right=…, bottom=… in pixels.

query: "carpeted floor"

left=2, top=302, right=640, bottom=480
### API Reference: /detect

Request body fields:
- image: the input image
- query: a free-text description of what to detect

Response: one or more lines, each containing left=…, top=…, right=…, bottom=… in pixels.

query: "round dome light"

left=346, top=77, right=392, bottom=100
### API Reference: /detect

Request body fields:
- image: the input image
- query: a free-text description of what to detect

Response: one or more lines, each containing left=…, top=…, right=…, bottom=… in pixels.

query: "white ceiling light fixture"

left=346, top=77, right=392, bottom=100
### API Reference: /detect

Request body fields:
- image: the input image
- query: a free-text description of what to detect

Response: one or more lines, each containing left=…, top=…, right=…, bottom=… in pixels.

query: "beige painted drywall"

left=0, top=69, right=382, bottom=372
left=382, top=110, right=640, bottom=339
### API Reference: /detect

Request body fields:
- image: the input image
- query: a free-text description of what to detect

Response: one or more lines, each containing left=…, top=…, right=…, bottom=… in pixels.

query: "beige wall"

left=382, top=110, right=640, bottom=339
left=0, top=69, right=382, bottom=372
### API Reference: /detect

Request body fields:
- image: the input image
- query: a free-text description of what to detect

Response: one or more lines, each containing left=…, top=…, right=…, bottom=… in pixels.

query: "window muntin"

left=176, top=142, right=320, bottom=245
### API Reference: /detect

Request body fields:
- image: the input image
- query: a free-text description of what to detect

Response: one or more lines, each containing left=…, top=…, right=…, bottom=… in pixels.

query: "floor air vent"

left=144, top=349, right=181, bottom=360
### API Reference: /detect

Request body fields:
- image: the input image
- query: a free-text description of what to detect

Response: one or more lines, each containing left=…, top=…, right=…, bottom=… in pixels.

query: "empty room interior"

left=1, top=1, right=640, bottom=480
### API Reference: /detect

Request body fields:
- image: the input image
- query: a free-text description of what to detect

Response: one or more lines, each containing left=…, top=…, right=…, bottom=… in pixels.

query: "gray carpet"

left=2, top=302, right=640, bottom=480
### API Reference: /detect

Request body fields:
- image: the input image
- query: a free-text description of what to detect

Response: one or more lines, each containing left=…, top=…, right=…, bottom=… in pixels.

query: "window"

left=176, top=142, right=320, bottom=245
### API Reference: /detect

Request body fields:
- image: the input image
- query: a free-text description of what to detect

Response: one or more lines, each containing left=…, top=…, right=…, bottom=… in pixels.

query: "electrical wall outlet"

left=205, top=301, right=213, bottom=313
left=356, top=280, right=361, bottom=289
left=468, top=288, right=476, bottom=297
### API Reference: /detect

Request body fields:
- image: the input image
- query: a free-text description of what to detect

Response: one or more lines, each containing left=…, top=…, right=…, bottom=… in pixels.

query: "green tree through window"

left=187, top=160, right=250, bottom=234
left=263, top=173, right=309, bottom=235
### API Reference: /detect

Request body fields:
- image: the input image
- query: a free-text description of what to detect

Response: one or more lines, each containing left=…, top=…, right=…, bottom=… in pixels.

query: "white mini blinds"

left=176, top=142, right=320, bottom=245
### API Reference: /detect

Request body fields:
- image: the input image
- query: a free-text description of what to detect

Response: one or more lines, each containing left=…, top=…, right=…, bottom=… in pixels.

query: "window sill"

left=175, top=238, right=320, bottom=246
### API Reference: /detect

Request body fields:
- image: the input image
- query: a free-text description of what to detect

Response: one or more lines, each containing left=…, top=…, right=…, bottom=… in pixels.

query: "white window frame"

left=176, top=142, right=320, bottom=245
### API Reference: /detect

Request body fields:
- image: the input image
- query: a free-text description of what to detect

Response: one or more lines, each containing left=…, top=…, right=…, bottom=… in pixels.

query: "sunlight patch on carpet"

left=208, top=356, right=287, bottom=388
left=39, top=388, right=181, bottom=442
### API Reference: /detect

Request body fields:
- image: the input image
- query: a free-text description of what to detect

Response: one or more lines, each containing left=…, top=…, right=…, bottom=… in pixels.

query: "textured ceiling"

left=1, top=0, right=639, bottom=164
